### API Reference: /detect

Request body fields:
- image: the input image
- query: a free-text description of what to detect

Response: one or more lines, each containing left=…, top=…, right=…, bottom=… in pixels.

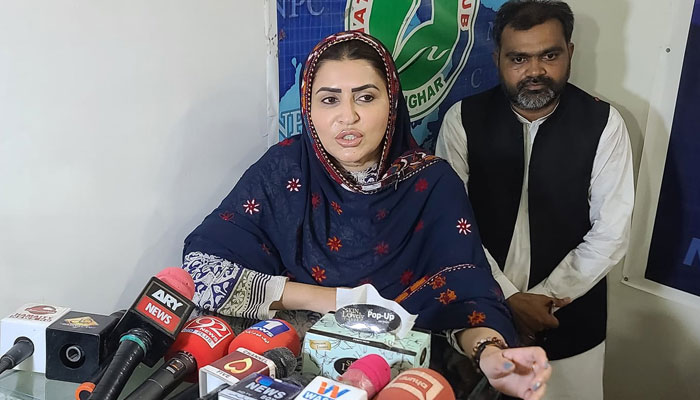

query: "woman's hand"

left=479, top=345, right=551, bottom=400
left=272, top=281, right=337, bottom=314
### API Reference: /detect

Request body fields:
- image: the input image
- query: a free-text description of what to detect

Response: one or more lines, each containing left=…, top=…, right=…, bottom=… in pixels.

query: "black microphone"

left=0, top=338, right=34, bottom=374
left=87, top=268, right=196, bottom=400
left=169, top=383, right=200, bottom=400
left=197, top=347, right=298, bottom=399
left=123, top=315, right=234, bottom=400
left=45, top=310, right=121, bottom=382
left=0, top=303, right=71, bottom=374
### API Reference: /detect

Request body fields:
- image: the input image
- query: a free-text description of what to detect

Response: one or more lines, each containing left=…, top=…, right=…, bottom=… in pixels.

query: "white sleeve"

left=485, top=247, right=520, bottom=299
left=437, top=101, right=520, bottom=299
left=529, top=106, right=634, bottom=300
left=435, top=101, right=470, bottom=190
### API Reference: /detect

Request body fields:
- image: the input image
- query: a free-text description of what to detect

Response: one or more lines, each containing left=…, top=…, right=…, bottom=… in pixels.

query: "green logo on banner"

left=346, top=0, right=479, bottom=120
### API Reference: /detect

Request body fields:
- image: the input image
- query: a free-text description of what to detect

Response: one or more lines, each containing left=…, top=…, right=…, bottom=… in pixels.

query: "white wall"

left=0, top=1, right=269, bottom=316
left=568, top=0, right=700, bottom=398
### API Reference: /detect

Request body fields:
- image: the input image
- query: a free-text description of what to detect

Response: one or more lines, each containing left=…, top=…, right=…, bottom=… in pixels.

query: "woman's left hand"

left=478, top=345, right=551, bottom=400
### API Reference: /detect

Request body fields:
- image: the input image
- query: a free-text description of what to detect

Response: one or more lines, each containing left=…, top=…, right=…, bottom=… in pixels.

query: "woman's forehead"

left=311, top=59, right=386, bottom=88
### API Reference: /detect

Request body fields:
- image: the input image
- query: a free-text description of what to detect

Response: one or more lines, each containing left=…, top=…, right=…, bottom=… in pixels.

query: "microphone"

left=72, top=311, right=126, bottom=400
left=374, top=368, right=456, bottom=400
left=199, top=319, right=300, bottom=397
left=198, top=347, right=298, bottom=398
left=288, top=355, right=391, bottom=400
left=168, top=383, right=200, bottom=400
left=87, top=267, right=196, bottom=400
left=74, top=353, right=114, bottom=400
left=293, top=376, right=369, bottom=400
left=45, top=310, right=121, bottom=382
left=0, top=303, right=70, bottom=374
left=227, top=319, right=301, bottom=357
left=108, top=267, right=196, bottom=366
left=122, top=315, right=234, bottom=400
left=337, top=354, right=391, bottom=398
left=217, top=373, right=303, bottom=400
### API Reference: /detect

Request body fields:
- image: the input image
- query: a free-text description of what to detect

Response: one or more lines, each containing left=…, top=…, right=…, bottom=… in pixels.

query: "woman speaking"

left=182, top=31, right=550, bottom=399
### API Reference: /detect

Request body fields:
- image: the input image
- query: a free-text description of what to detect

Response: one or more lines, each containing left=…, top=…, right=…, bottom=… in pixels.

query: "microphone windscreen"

left=347, top=354, right=391, bottom=391
left=165, top=316, right=234, bottom=370
left=375, top=368, right=455, bottom=400
left=262, top=347, right=297, bottom=378
left=227, top=319, right=301, bottom=357
left=156, top=267, right=195, bottom=299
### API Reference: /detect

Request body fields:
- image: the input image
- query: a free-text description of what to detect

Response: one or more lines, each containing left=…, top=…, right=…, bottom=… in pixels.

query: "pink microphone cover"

left=348, top=354, right=392, bottom=391
left=156, top=267, right=195, bottom=299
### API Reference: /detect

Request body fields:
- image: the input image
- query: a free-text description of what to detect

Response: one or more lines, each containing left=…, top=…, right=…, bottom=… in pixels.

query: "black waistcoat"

left=459, top=83, right=609, bottom=359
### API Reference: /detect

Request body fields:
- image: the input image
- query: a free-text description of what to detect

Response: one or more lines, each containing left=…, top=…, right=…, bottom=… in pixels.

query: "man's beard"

left=501, top=67, right=569, bottom=111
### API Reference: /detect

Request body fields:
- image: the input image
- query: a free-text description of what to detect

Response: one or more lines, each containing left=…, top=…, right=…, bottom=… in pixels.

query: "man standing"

left=436, top=1, right=634, bottom=398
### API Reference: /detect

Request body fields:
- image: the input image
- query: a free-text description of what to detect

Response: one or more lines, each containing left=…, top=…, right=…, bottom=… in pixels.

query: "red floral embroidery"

left=331, top=201, right=343, bottom=215
left=326, top=236, right=342, bottom=252
left=243, top=199, right=260, bottom=215
left=468, top=310, right=486, bottom=325
left=438, top=289, right=457, bottom=305
left=456, top=218, right=472, bottom=235
left=400, top=270, right=414, bottom=286
left=374, top=241, right=389, bottom=256
left=415, top=220, right=424, bottom=232
left=311, top=266, right=326, bottom=283
left=311, top=193, right=321, bottom=209
left=286, top=178, right=301, bottom=192
left=431, top=275, right=446, bottom=289
left=376, top=209, right=388, bottom=220
left=219, top=212, right=234, bottom=222
left=415, top=178, right=429, bottom=192
left=279, top=138, right=294, bottom=146
left=261, top=243, right=271, bottom=255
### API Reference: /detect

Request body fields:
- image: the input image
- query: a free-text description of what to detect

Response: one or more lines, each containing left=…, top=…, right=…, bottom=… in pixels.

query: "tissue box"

left=301, top=313, right=430, bottom=379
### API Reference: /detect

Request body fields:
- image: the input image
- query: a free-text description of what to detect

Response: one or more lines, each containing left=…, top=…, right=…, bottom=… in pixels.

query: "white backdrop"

left=0, top=1, right=269, bottom=317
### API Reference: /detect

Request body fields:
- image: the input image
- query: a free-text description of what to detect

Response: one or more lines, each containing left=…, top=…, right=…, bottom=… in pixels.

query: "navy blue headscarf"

left=184, top=31, right=515, bottom=341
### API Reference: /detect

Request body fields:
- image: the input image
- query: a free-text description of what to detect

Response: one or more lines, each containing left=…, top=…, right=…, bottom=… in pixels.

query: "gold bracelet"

left=472, top=336, right=508, bottom=373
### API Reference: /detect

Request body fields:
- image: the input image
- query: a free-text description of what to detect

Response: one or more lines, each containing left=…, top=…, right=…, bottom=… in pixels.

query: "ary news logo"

left=182, top=316, right=233, bottom=348
left=135, top=280, right=189, bottom=333
left=346, top=0, right=479, bottom=120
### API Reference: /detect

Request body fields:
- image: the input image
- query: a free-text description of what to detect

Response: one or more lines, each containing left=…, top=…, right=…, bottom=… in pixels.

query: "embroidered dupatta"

left=184, top=31, right=515, bottom=341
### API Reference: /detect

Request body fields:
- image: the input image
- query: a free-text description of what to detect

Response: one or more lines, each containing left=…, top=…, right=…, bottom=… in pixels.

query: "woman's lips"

left=335, top=130, right=364, bottom=147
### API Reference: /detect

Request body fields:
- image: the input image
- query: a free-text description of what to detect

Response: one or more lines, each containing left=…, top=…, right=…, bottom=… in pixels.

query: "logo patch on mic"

left=24, top=305, right=58, bottom=315
left=62, top=316, right=100, bottom=328
left=248, top=320, right=291, bottom=337
left=181, top=316, right=233, bottom=348
left=134, top=280, right=191, bottom=334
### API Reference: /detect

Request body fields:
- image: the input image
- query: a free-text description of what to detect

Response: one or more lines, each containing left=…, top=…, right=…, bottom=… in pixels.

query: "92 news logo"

left=182, top=316, right=233, bottom=348
left=134, top=280, right=190, bottom=334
